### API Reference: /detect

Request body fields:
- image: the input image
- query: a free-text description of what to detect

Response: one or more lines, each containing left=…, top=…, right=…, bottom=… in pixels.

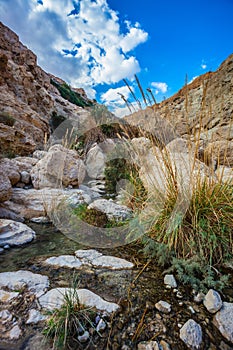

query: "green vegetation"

left=51, top=79, right=93, bottom=108
left=73, top=203, right=127, bottom=228
left=43, top=279, right=96, bottom=349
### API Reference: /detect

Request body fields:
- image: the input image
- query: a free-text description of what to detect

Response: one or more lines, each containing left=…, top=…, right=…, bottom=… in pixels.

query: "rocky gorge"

left=0, top=21, right=233, bottom=350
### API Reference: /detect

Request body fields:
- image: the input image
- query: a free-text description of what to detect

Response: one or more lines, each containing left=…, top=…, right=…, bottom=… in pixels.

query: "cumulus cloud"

left=101, top=85, right=138, bottom=117
left=151, top=82, right=168, bottom=94
left=0, top=0, right=148, bottom=99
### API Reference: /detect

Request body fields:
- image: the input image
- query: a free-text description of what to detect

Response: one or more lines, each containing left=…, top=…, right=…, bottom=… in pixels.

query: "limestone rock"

left=45, top=250, right=134, bottom=270
left=0, top=207, right=24, bottom=222
left=155, top=300, right=171, bottom=314
left=26, top=309, right=47, bottom=324
left=203, top=289, right=222, bottom=314
left=31, top=144, right=86, bottom=189
left=2, top=188, right=91, bottom=219
left=204, top=141, right=233, bottom=167
left=13, top=156, right=38, bottom=172
left=215, top=166, right=233, bottom=184
left=180, top=319, right=202, bottom=349
left=45, top=255, right=82, bottom=269
left=213, top=302, right=233, bottom=343
left=0, top=172, right=12, bottom=202
left=164, top=274, right=177, bottom=288
left=39, top=288, right=119, bottom=313
left=0, top=289, right=19, bottom=302
left=0, top=310, right=22, bottom=340
left=88, top=199, right=132, bottom=221
left=138, top=341, right=160, bottom=350
left=86, top=143, right=106, bottom=179
left=0, top=270, right=49, bottom=297
left=0, top=219, right=36, bottom=247
left=20, top=170, right=31, bottom=184
left=0, top=158, right=20, bottom=185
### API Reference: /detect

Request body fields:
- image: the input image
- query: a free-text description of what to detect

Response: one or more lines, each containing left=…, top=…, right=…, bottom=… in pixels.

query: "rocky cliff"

left=0, top=22, right=93, bottom=157
left=125, top=53, right=233, bottom=166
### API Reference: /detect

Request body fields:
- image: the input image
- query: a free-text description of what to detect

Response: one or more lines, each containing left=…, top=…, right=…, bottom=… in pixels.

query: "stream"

left=0, top=222, right=233, bottom=349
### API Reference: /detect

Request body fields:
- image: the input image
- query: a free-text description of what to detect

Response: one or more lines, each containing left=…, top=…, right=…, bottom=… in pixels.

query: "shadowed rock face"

left=0, top=22, right=92, bottom=157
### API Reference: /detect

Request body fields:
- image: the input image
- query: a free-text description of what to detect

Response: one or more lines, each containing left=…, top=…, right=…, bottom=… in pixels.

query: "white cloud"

left=151, top=82, right=168, bottom=93
left=201, top=63, right=207, bottom=69
left=0, top=0, right=148, bottom=99
left=101, top=86, right=139, bottom=117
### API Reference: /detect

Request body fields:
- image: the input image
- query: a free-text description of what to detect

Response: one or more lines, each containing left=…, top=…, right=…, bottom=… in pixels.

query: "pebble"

left=155, top=301, right=171, bottom=314
left=194, top=292, right=205, bottom=303
left=78, top=330, right=90, bottom=343
left=96, top=318, right=106, bottom=332
left=180, top=319, right=202, bottom=349
left=203, top=289, right=222, bottom=314
left=188, top=305, right=195, bottom=314
left=3, top=244, right=10, bottom=249
left=164, top=274, right=177, bottom=288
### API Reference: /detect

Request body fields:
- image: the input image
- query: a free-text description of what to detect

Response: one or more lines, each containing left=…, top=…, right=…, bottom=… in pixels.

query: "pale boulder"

left=31, top=144, right=86, bottom=189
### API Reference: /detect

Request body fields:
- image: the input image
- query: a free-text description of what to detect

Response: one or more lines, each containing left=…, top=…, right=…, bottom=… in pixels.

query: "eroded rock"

left=180, top=319, right=202, bottom=349
left=214, top=302, right=233, bottom=343
left=0, top=219, right=36, bottom=247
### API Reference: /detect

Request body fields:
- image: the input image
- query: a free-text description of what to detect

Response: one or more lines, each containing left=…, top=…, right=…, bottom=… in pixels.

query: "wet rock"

left=26, top=309, right=47, bottom=324
left=88, top=199, right=132, bottom=222
left=0, top=219, right=36, bottom=247
left=180, top=319, right=202, bottom=349
left=39, top=288, right=119, bottom=313
left=0, top=289, right=19, bottom=302
left=0, top=247, right=4, bottom=254
left=204, top=289, right=222, bottom=314
left=0, top=270, right=49, bottom=297
left=137, top=341, right=160, bottom=350
left=44, top=255, right=82, bottom=269
left=75, top=249, right=134, bottom=269
left=30, top=216, right=50, bottom=224
left=0, top=207, right=24, bottom=222
left=213, top=302, right=233, bottom=343
left=155, top=300, right=171, bottom=314
left=164, top=274, right=177, bottom=288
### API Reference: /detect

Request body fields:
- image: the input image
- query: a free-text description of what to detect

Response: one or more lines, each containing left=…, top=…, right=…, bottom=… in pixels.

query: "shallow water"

left=0, top=222, right=82, bottom=272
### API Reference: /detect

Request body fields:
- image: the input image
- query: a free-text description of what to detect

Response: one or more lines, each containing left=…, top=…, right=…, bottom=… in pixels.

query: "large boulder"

left=2, top=188, right=92, bottom=219
left=0, top=158, right=20, bottom=185
left=31, top=144, right=86, bottom=189
left=85, top=143, right=106, bottom=179
left=213, top=302, right=233, bottom=343
left=88, top=199, right=132, bottom=222
left=204, top=140, right=233, bottom=167
left=0, top=219, right=36, bottom=247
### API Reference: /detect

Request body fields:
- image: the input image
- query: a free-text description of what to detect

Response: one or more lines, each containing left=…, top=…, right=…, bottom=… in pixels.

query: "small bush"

left=43, top=279, right=96, bottom=349
left=51, top=79, right=93, bottom=108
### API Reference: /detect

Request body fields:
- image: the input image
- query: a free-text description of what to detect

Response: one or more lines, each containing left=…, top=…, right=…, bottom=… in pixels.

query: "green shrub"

left=51, top=79, right=93, bottom=108
left=43, top=277, right=96, bottom=349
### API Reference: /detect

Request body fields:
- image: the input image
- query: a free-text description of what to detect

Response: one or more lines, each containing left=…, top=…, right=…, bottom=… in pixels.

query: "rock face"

left=0, top=219, right=36, bottom=247
left=0, top=171, right=12, bottom=202
left=125, top=54, right=233, bottom=167
left=213, top=302, right=233, bottom=343
left=0, top=21, right=92, bottom=157
left=31, top=144, right=86, bottom=189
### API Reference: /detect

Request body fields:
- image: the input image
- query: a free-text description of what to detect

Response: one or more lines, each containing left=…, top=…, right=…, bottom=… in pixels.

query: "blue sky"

left=0, top=0, right=233, bottom=117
